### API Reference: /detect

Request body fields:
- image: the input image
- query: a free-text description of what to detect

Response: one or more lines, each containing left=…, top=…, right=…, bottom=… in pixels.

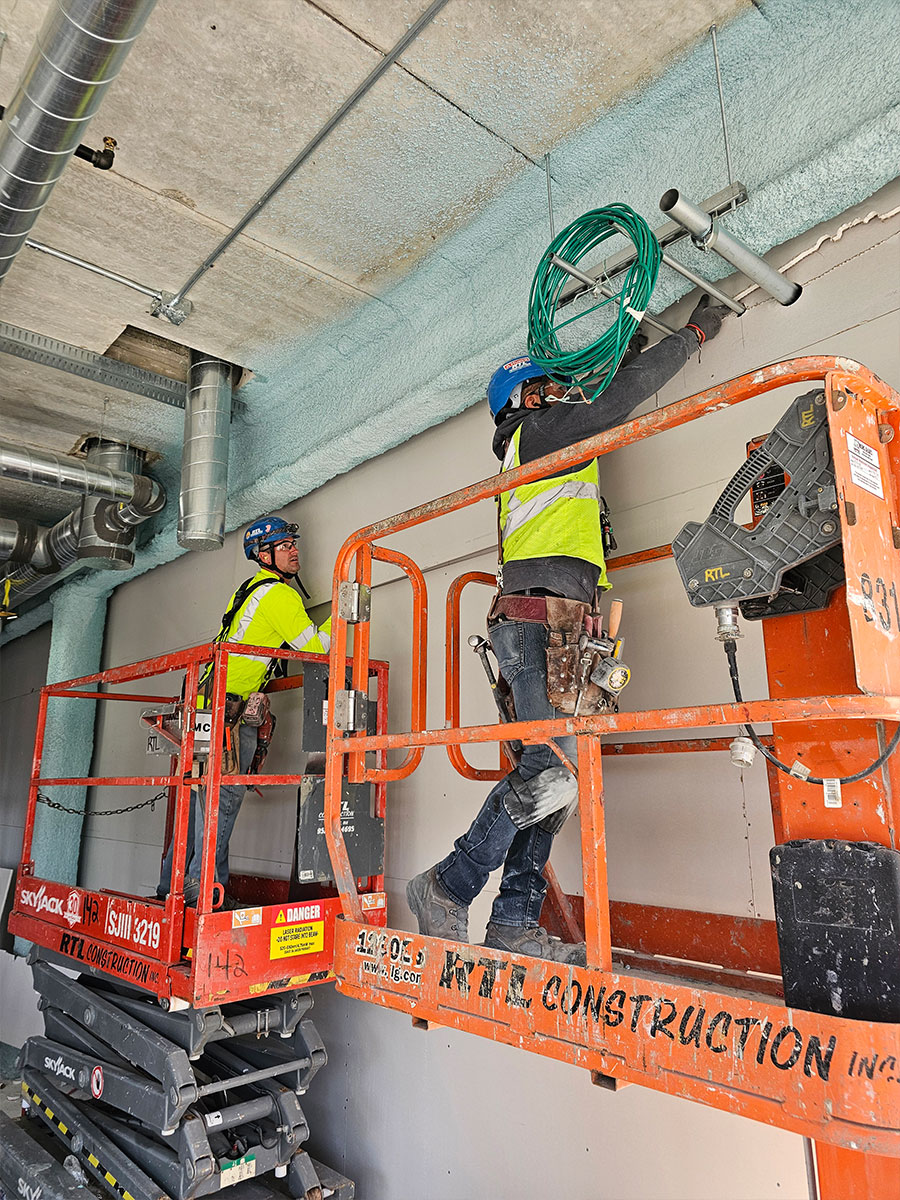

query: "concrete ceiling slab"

left=1, top=0, right=899, bottom=637
left=317, top=0, right=749, bottom=156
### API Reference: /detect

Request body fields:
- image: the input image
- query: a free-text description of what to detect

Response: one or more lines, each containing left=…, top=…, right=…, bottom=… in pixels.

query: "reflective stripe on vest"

left=499, top=424, right=609, bottom=588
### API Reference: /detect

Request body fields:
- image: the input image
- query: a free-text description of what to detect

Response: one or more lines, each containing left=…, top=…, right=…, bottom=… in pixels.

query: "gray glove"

left=620, top=329, right=648, bottom=369
left=686, top=294, right=730, bottom=344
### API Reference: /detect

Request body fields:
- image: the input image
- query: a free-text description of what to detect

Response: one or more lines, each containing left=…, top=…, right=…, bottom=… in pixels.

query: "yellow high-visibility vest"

left=499, top=425, right=610, bottom=589
left=202, top=568, right=331, bottom=701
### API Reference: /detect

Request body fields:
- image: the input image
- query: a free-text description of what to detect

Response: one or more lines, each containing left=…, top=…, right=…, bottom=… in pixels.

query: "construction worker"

left=407, top=297, right=729, bottom=962
left=158, top=515, right=331, bottom=906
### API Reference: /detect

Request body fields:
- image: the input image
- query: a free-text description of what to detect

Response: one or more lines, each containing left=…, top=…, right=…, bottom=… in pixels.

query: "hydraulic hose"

left=527, top=204, right=662, bottom=400
left=723, top=639, right=900, bottom=785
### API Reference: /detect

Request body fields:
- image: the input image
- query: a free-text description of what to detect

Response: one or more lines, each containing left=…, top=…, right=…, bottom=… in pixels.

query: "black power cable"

left=723, top=639, right=900, bottom=785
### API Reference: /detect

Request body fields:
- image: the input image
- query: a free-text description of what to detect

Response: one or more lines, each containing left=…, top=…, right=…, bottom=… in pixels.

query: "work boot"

left=406, top=868, right=469, bottom=942
left=483, top=922, right=586, bottom=965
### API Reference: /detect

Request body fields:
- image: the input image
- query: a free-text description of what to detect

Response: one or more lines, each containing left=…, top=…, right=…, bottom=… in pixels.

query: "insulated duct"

left=0, top=509, right=82, bottom=607
left=0, top=0, right=159, bottom=283
left=77, top=438, right=149, bottom=569
left=177, top=352, right=233, bottom=551
left=659, top=190, right=802, bottom=306
left=0, top=516, right=52, bottom=568
left=0, top=436, right=165, bottom=608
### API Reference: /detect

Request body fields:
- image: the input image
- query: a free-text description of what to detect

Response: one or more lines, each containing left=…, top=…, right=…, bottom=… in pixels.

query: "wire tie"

left=624, top=306, right=645, bottom=321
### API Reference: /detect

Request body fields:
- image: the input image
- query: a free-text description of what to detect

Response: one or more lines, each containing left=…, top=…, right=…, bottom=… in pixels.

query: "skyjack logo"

left=43, top=1054, right=76, bottom=1081
left=18, top=1179, right=42, bottom=1200
left=19, top=885, right=64, bottom=917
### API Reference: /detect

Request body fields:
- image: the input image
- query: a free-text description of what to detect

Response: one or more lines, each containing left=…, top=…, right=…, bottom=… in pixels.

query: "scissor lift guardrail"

left=9, top=641, right=389, bottom=1008
left=321, top=359, right=900, bottom=1195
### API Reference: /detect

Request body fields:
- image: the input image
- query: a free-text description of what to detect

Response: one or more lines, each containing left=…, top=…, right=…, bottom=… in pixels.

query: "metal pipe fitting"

left=76, top=439, right=148, bottom=569
left=659, top=190, right=801, bottom=306
left=0, top=0, right=159, bottom=283
left=714, top=604, right=743, bottom=642
left=177, top=352, right=233, bottom=550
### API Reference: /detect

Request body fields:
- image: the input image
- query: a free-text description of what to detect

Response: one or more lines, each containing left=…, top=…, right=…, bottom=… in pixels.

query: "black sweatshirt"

left=495, top=328, right=699, bottom=603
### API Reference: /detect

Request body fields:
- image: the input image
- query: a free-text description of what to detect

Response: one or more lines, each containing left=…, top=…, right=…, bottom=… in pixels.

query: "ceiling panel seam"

left=62, top=168, right=383, bottom=303
left=303, top=0, right=541, bottom=166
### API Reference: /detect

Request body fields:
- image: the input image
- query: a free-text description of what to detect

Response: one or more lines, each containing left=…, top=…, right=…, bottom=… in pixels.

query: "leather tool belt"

left=488, top=593, right=608, bottom=714
left=488, top=593, right=590, bottom=625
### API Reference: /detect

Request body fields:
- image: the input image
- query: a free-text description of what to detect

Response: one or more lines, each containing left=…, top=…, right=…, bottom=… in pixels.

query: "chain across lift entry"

left=323, top=358, right=900, bottom=1199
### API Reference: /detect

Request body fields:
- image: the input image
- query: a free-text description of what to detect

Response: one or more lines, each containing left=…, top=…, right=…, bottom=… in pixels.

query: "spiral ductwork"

left=177, top=351, right=233, bottom=551
left=0, top=0, right=159, bottom=283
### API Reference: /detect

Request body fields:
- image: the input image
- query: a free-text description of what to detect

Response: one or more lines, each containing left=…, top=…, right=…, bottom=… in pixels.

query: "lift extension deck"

left=14, top=957, right=353, bottom=1199
left=321, top=359, right=900, bottom=1199
left=9, top=645, right=389, bottom=1008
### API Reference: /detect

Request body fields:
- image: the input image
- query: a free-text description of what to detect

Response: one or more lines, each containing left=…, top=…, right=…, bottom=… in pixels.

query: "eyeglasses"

left=273, top=538, right=297, bottom=551
left=524, top=379, right=567, bottom=403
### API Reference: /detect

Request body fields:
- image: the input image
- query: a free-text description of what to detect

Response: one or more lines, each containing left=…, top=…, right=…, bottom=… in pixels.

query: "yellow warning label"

left=270, top=920, right=324, bottom=959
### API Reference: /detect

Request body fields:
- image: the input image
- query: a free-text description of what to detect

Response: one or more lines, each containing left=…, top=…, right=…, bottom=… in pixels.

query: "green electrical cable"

left=527, top=203, right=662, bottom=400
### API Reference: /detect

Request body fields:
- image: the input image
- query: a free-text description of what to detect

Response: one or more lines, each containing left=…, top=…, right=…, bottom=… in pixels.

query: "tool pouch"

left=241, top=691, right=270, bottom=727
left=221, top=694, right=245, bottom=774
left=250, top=710, right=277, bottom=775
left=545, top=597, right=591, bottom=712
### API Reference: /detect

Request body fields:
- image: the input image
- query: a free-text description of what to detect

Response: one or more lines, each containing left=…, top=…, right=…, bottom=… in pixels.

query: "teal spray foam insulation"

left=12, top=588, right=109, bottom=953
left=4, top=0, right=900, bottom=657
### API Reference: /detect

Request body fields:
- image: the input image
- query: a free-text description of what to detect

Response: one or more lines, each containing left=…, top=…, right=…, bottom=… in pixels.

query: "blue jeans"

left=158, top=721, right=258, bottom=895
left=436, top=619, right=577, bottom=927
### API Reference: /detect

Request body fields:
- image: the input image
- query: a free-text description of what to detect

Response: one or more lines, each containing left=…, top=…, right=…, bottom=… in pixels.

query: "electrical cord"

left=527, top=203, right=661, bottom=401
left=723, top=639, right=900, bottom=785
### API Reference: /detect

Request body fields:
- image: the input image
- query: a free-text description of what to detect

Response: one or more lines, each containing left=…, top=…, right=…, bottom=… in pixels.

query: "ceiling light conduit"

left=0, top=0, right=159, bottom=284
left=156, top=0, right=451, bottom=324
left=177, top=352, right=234, bottom=551
left=659, top=190, right=802, bottom=306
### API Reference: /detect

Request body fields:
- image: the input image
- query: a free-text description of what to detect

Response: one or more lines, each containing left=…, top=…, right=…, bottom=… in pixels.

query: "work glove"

left=619, top=329, right=648, bottom=369
left=686, top=293, right=730, bottom=345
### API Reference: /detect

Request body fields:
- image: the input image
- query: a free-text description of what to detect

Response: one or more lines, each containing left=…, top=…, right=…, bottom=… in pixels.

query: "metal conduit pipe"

left=0, top=0, right=159, bottom=283
left=177, top=352, right=233, bottom=551
left=659, top=190, right=802, bottom=306
left=0, top=436, right=164, bottom=513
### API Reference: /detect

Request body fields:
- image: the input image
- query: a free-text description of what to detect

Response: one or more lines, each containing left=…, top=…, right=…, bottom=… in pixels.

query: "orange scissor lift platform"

left=9, top=643, right=389, bottom=1009
left=322, top=359, right=900, bottom=1196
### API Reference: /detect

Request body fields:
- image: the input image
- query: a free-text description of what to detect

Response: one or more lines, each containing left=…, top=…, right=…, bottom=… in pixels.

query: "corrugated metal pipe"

left=177, top=351, right=234, bottom=551
left=659, top=190, right=802, bottom=306
left=0, top=0, right=159, bottom=283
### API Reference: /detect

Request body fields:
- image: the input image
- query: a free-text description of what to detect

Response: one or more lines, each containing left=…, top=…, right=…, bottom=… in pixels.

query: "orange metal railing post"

left=580, top=734, right=612, bottom=970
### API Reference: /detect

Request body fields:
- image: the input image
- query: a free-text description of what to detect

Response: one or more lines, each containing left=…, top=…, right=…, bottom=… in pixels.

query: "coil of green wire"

left=527, top=203, right=662, bottom=400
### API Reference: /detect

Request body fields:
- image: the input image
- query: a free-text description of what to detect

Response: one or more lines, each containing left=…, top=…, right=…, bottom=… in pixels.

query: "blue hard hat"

left=487, top=356, right=548, bottom=419
left=243, top=516, right=299, bottom=560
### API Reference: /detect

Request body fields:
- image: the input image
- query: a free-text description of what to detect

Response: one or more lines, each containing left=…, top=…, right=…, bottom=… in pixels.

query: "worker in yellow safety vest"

left=408, top=297, right=729, bottom=962
left=157, top=515, right=331, bottom=907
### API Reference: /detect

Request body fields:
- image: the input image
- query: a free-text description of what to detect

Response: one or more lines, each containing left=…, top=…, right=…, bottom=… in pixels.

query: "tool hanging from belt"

left=487, top=592, right=631, bottom=714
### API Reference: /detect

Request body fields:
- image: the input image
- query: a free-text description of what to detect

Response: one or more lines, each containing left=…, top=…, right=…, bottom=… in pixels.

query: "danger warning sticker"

left=270, top=921, right=324, bottom=959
